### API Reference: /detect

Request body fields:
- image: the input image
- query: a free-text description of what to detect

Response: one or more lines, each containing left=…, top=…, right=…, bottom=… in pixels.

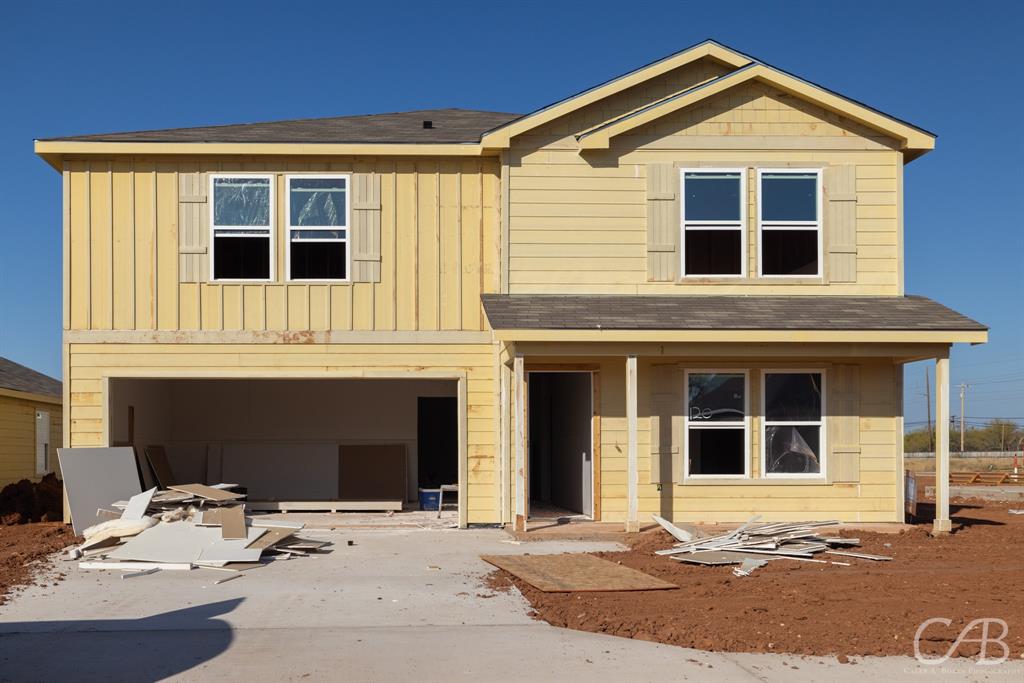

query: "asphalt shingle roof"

left=0, top=357, right=62, bottom=398
left=480, top=295, right=986, bottom=332
left=42, top=108, right=521, bottom=145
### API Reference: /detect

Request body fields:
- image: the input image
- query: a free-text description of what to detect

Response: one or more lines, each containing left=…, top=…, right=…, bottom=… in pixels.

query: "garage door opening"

left=528, top=372, right=593, bottom=519
left=108, top=377, right=459, bottom=512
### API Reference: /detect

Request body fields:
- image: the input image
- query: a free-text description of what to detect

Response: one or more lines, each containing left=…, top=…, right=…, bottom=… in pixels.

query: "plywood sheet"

left=220, top=505, right=246, bottom=540
left=168, top=483, right=244, bottom=501
left=481, top=554, right=677, bottom=593
left=338, top=444, right=406, bottom=502
left=245, top=527, right=294, bottom=551
left=58, top=447, right=143, bottom=535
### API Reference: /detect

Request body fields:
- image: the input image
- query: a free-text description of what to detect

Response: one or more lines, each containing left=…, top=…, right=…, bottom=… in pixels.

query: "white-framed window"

left=286, top=174, right=350, bottom=281
left=684, top=370, right=750, bottom=478
left=209, top=174, right=275, bottom=281
left=680, top=169, right=746, bottom=277
left=757, top=168, right=822, bottom=277
left=762, top=370, right=826, bottom=478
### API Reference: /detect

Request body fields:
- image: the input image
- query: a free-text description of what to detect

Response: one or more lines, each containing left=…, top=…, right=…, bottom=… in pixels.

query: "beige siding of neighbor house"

left=0, top=393, right=62, bottom=486
left=507, top=59, right=903, bottom=295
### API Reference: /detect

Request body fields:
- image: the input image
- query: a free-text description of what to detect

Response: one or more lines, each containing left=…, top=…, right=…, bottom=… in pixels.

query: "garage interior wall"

left=109, top=378, right=456, bottom=502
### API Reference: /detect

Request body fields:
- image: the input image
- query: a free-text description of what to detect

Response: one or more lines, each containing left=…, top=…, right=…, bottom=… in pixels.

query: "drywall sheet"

left=222, top=443, right=339, bottom=500
left=122, top=487, right=157, bottom=521
left=168, top=483, right=244, bottom=502
left=338, top=445, right=406, bottom=501
left=145, top=446, right=175, bottom=488
left=108, top=522, right=266, bottom=564
left=58, top=447, right=143, bottom=535
left=220, top=505, right=246, bottom=540
left=481, top=554, right=678, bottom=593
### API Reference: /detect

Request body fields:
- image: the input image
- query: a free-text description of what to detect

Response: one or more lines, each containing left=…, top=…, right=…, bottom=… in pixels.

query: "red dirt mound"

left=491, top=501, right=1024, bottom=658
left=0, top=522, right=77, bottom=604
left=0, top=474, right=64, bottom=525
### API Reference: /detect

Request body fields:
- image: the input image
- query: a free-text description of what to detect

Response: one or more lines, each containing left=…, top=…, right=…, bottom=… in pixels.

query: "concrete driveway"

left=0, top=525, right=1017, bottom=682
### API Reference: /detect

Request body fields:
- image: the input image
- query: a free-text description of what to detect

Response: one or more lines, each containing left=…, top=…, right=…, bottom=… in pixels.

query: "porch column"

left=513, top=354, right=527, bottom=532
left=626, top=355, right=639, bottom=532
left=933, top=355, right=951, bottom=534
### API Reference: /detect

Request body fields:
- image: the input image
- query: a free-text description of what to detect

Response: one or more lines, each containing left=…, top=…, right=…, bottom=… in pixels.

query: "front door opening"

left=528, top=372, right=593, bottom=518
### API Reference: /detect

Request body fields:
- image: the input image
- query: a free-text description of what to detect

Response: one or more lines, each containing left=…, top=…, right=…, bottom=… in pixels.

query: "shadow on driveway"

left=0, top=598, right=242, bottom=682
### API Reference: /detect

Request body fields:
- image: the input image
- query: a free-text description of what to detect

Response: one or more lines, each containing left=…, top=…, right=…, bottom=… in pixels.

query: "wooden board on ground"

left=168, top=483, right=245, bottom=502
left=481, top=554, right=677, bottom=593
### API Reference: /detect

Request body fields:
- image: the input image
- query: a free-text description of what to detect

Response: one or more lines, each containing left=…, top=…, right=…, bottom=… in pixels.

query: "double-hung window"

left=210, top=175, right=274, bottom=281
left=287, top=175, right=350, bottom=281
left=680, top=169, right=745, bottom=276
left=684, top=371, right=749, bottom=477
left=758, top=169, right=822, bottom=277
left=762, top=371, right=825, bottom=477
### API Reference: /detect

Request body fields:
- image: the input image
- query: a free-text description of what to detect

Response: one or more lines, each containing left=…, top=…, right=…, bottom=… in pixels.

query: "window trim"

left=209, top=173, right=276, bottom=283
left=679, top=168, right=747, bottom=279
left=285, top=173, right=352, bottom=283
left=760, top=369, right=827, bottom=479
left=683, top=369, right=751, bottom=480
left=756, top=168, right=823, bottom=279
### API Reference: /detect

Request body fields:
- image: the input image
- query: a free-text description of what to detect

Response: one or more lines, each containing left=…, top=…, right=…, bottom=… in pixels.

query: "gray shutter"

left=646, top=164, right=679, bottom=281
left=178, top=172, right=209, bottom=283
left=825, top=165, right=857, bottom=283
left=828, top=364, right=861, bottom=482
left=649, top=363, right=684, bottom=484
left=351, top=173, right=382, bottom=283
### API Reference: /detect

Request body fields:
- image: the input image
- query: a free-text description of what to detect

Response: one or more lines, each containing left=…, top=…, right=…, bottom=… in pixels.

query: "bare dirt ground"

left=0, top=522, right=77, bottom=605
left=489, top=499, right=1024, bottom=658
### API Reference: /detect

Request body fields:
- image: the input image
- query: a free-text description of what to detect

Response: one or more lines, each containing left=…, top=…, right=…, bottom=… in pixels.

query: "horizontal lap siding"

left=509, top=71, right=901, bottom=296
left=67, top=343, right=499, bottom=524
left=66, top=157, right=499, bottom=334
left=0, top=395, right=62, bottom=486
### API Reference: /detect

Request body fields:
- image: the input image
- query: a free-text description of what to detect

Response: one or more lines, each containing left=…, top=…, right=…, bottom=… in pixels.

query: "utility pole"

left=958, top=383, right=969, bottom=453
left=925, top=370, right=933, bottom=451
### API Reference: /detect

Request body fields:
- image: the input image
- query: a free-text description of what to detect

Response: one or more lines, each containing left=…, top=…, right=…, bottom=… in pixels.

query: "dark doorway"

left=417, top=397, right=457, bottom=488
left=528, top=372, right=593, bottom=517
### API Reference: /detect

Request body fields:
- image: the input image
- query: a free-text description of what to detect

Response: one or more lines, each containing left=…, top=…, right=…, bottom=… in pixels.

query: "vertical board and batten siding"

left=509, top=357, right=902, bottom=524
left=0, top=395, right=62, bottom=486
left=66, top=157, right=500, bottom=333
left=65, top=343, right=499, bottom=523
left=508, top=59, right=902, bottom=295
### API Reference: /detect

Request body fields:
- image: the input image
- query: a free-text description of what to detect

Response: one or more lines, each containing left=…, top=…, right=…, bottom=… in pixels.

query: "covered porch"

left=483, top=294, right=988, bottom=534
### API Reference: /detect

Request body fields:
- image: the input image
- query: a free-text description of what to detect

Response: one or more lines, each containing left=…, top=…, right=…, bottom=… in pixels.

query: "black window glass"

left=765, top=373, right=822, bottom=421
left=213, top=236, right=270, bottom=280
left=291, top=241, right=347, bottom=280
left=684, top=173, right=741, bottom=221
left=762, top=230, right=818, bottom=275
left=688, top=373, right=745, bottom=423
left=761, top=173, right=817, bottom=221
left=689, top=428, right=745, bottom=475
left=764, top=425, right=821, bottom=474
left=685, top=230, right=741, bottom=275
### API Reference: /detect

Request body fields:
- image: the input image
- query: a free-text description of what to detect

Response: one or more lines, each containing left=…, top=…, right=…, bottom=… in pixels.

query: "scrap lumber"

left=168, top=484, right=245, bottom=502
left=220, top=505, right=247, bottom=540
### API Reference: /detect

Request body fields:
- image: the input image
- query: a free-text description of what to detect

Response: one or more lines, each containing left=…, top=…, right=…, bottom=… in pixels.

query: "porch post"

left=513, top=354, right=527, bottom=532
left=626, top=355, right=639, bottom=532
left=933, top=354, right=951, bottom=534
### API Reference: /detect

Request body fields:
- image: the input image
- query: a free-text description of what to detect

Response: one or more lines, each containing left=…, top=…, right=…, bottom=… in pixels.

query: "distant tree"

left=904, top=418, right=1024, bottom=452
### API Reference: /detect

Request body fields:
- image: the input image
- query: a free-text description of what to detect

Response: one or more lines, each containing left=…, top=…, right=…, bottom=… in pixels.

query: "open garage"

left=106, top=377, right=460, bottom=512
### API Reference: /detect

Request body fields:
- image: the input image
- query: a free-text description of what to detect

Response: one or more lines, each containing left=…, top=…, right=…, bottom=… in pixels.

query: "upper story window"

left=680, top=170, right=745, bottom=277
left=763, top=371, right=825, bottom=477
left=286, top=175, right=350, bottom=281
left=758, top=169, right=822, bottom=277
left=684, top=371, right=749, bottom=478
left=210, top=175, right=274, bottom=281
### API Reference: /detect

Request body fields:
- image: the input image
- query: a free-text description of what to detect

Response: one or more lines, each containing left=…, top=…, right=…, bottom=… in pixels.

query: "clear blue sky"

left=1, top=1, right=1021, bottom=430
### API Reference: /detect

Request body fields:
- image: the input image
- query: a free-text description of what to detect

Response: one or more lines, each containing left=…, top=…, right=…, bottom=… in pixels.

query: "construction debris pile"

left=651, top=515, right=891, bottom=577
left=71, top=484, right=330, bottom=578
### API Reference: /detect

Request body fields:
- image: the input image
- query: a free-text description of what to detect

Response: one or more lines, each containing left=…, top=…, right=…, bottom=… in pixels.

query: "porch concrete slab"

left=1, top=527, right=1019, bottom=682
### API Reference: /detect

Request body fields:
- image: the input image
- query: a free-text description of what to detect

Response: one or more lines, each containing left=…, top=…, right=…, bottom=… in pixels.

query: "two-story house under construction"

left=35, top=41, right=985, bottom=533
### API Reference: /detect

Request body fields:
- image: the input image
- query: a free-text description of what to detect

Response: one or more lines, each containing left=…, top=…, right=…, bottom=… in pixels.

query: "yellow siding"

left=0, top=394, right=62, bottom=486
left=508, top=60, right=903, bottom=295
left=65, top=157, right=500, bottom=334
left=66, top=343, right=498, bottom=524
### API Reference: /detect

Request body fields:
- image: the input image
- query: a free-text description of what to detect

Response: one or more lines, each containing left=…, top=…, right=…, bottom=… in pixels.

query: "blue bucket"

left=418, top=489, right=440, bottom=511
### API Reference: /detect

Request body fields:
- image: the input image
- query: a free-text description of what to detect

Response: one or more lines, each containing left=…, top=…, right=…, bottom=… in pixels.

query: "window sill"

left=674, top=277, right=825, bottom=285
left=678, top=477, right=834, bottom=486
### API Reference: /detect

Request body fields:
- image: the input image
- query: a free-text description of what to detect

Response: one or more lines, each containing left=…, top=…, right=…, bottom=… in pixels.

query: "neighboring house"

left=0, top=357, right=62, bottom=486
left=35, top=40, right=983, bottom=532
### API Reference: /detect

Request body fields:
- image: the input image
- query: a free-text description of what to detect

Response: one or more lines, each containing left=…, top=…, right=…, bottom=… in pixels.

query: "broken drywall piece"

left=168, top=483, right=245, bottom=502
left=732, top=558, right=768, bottom=577
left=145, top=445, right=176, bottom=489
left=58, top=447, right=143, bottom=535
left=220, top=505, right=246, bottom=540
left=652, top=515, right=699, bottom=543
left=122, top=487, right=157, bottom=521
left=80, top=561, right=192, bottom=571
left=107, top=520, right=266, bottom=564
left=825, top=550, right=892, bottom=561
